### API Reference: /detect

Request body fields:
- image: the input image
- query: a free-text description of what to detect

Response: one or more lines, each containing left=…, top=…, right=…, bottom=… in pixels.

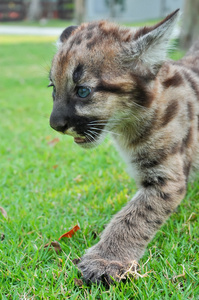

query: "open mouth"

left=74, top=137, right=89, bottom=144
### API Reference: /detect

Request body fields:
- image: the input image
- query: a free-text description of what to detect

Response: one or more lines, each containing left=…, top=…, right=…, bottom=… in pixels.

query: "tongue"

left=74, top=137, right=86, bottom=143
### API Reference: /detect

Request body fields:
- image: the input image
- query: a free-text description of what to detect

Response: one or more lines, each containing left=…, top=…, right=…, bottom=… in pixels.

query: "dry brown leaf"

left=1, top=233, right=5, bottom=241
left=59, top=225, right=80, bottom=240
left=0, top=206, right=8, bottom=219
left=44, top=241, right=62, bottom=254
left=52, top=164, right=59, bottom=169
left=47, top=137, right=60, bottom=147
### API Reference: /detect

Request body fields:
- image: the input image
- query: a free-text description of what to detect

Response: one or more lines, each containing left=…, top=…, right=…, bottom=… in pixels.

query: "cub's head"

left=49, top=10, right=179, bottom=148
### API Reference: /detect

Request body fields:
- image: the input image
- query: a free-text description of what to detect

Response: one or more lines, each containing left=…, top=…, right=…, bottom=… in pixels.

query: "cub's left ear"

left=129, top=9, right=180, bottom=74
left=56, top=25, right=78, bottom=48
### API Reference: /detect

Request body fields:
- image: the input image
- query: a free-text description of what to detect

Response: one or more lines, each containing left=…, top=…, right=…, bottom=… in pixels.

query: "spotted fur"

left=49, top=9, right=199, bottom=284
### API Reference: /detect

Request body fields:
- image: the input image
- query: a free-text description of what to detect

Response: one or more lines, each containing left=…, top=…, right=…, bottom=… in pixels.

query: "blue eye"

left=77, top=86, right=91, bottom=98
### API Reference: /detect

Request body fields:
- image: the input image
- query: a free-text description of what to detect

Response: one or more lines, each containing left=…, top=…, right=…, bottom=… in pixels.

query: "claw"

left=76, top=256, right=130, bottom=285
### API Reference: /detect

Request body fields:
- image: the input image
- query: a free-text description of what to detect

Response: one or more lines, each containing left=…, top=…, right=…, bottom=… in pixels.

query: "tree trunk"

left=75, top=0, right=85, bottom=25
left=27, top=0, right=42, bottom=21
left=180, top=0, right=199, bottom=49
left=109, top=0, right=116, bottom=19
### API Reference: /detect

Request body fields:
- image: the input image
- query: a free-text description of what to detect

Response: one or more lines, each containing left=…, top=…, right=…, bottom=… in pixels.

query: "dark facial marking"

left=95, top=81, right=124, bottom=94
left=162, top=71, right=183, bottom=88
left=73, top=63, right=84, bottom=83
left=161, top=100, right=179, bottom=126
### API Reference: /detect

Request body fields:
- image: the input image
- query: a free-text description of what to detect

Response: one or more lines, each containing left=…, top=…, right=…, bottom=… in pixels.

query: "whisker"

left=88, top=121, right=122, bottom=127
left=85, top=133, right=93, bottom=143
left=89, top=119, right=108, bottom=123
left=88, top=113, right=144, bottom=130
left=133, top=102, right=149, bottom=112
left=88, top=123, right=108, bottom=126
left=87, top=129, right=100, bottom=139
left=89, top=126, right=121, bottom=136
left=89, top=119, right=121, bottom=125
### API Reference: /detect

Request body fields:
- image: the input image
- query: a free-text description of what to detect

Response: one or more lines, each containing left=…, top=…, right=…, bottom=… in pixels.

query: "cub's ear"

left=56, top=25, right=78, bottom=48
left=128, top=9, right=180, bottom=74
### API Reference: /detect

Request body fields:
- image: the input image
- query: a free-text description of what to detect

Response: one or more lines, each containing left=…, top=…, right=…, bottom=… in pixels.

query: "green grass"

left=0, top=19, right=73, bottom=27
left=0, top=35, right=198, bottom=299
left=0, top=18, right=161, bottom=28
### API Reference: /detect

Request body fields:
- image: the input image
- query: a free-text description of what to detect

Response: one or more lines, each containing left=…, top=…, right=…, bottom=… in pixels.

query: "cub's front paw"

left=77, top=254, right=135, bottom=284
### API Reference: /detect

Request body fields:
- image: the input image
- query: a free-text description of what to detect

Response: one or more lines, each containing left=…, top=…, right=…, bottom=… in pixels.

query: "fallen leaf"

left=1, top=233, right=5, bottom=241
left=59, top=224, right=80, bottom=240
left=74, top=278, right=83, bottom=287
left=0, top=206, right=8, bottom=219
left=52, top=164, right=58, bottom=169
left=47, top=137, right=60, bottom=147
left=44, top=241, right=62, bottom=254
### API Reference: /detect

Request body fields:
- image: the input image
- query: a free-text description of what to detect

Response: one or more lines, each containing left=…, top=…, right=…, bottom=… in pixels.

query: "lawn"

left=0, top=18, right=161, bottom=28
left=0, top=34, right=198, bottom=299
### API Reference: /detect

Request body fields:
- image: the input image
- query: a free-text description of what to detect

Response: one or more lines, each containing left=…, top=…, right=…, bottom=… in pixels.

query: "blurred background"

left=0, top=0, right=198, bottom=48
left=0, top=0, right=184, bottom=23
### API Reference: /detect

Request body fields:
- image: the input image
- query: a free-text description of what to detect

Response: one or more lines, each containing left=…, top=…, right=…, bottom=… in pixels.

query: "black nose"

left=50, top=108, right=68, bottom=133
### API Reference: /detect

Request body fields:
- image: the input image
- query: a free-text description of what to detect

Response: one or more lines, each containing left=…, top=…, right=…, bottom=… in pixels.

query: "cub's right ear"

left=56, top=25, right=78, bottom=48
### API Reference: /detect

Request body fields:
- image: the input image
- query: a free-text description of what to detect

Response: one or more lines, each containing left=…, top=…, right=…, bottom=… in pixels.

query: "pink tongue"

left=74, top=137, right=86, bottom=143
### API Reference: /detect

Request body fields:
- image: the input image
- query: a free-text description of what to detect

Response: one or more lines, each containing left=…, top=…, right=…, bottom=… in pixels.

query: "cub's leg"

left=77, top=164, right=187, bottom=284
